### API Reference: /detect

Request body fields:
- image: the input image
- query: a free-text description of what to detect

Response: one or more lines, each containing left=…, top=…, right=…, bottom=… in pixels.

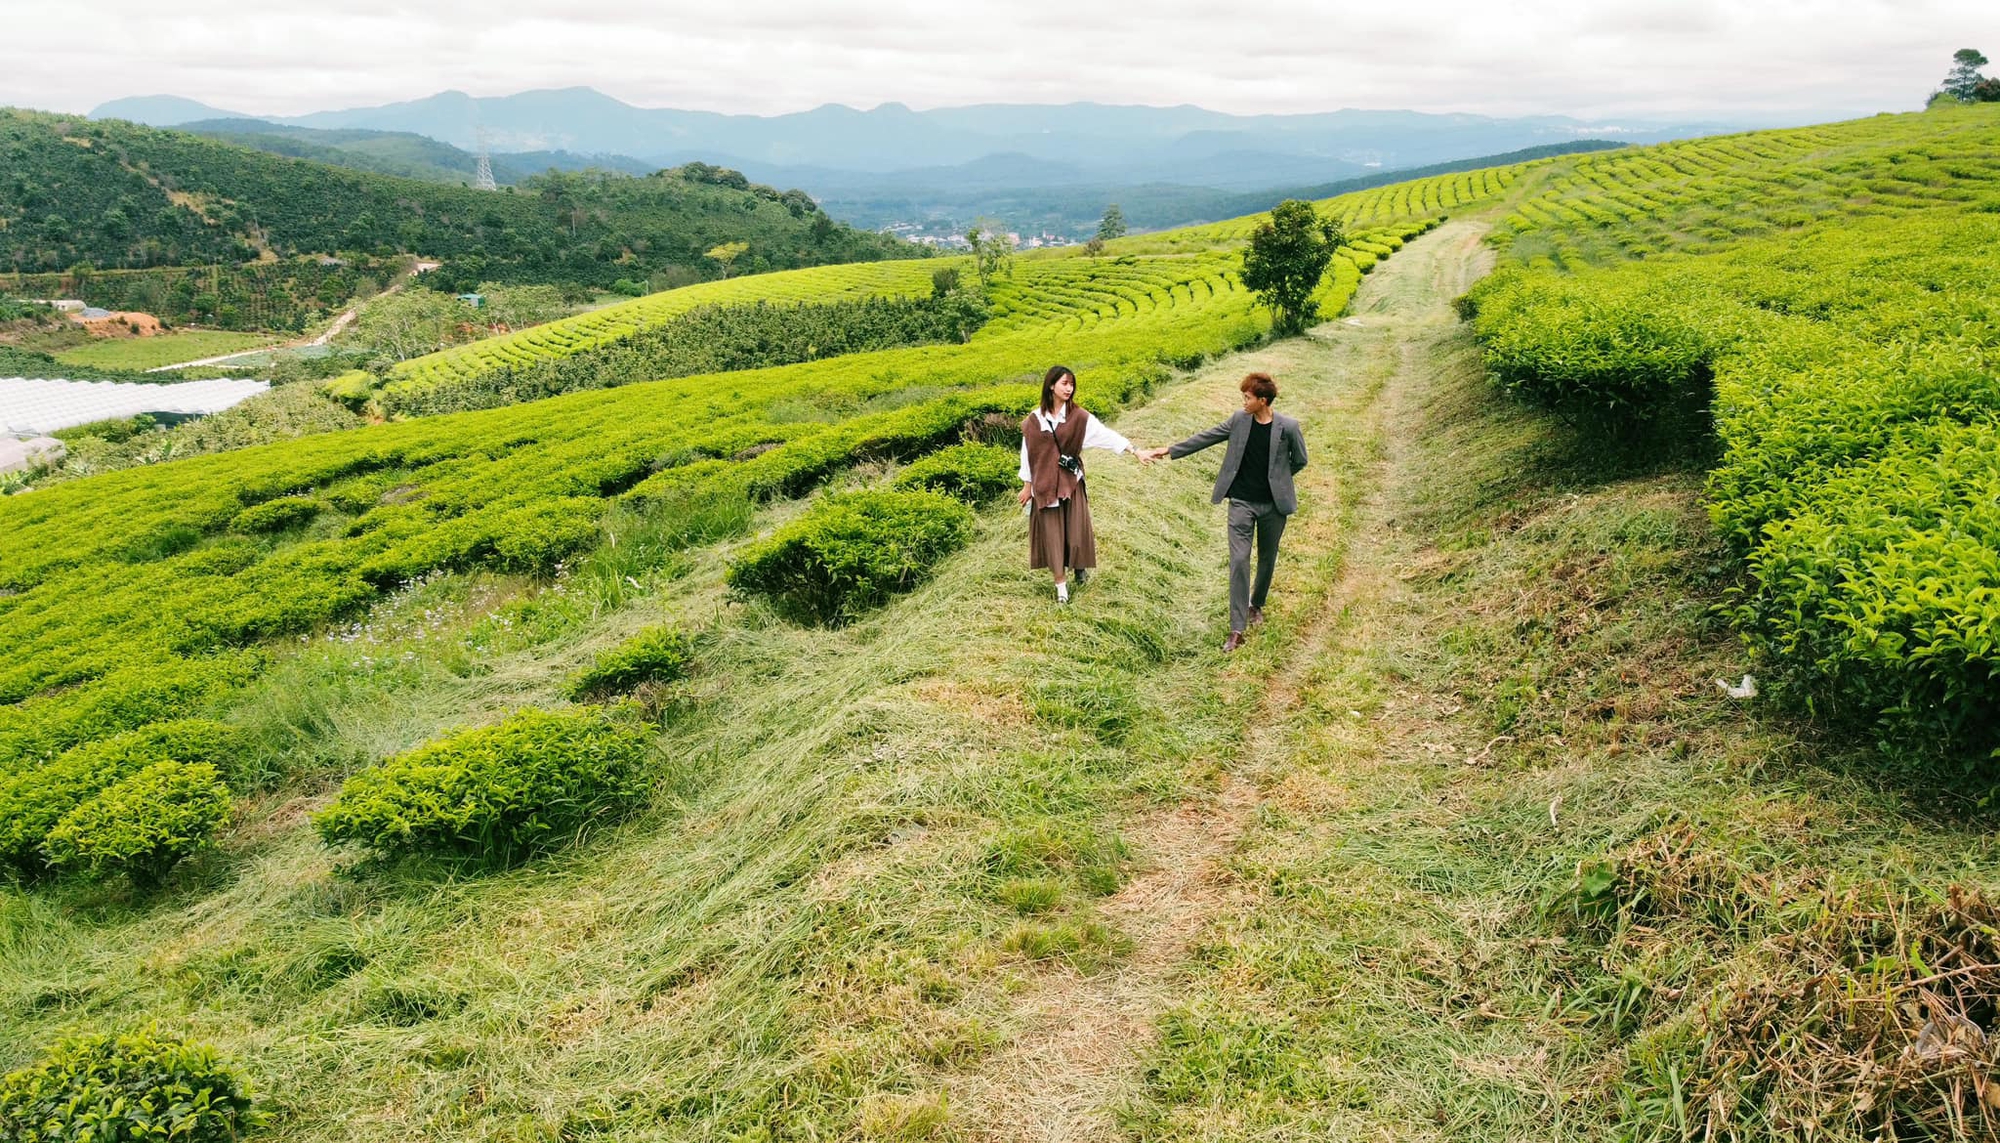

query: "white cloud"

left=2, top=0, right=1991, bottom=120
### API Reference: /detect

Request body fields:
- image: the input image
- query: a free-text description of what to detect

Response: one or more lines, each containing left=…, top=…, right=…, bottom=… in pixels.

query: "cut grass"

left=0, top=331, right=1251, bottom=1139
left=1122, top=219, right=2000, bottom=1142
left=53, top=330, right=275, bottom=371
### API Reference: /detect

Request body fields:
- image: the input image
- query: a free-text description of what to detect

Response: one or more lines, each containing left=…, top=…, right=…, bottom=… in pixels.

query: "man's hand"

left=1138, top=446, right=1170, bottom=462
left=1017, top=485, right=1034, bottom=507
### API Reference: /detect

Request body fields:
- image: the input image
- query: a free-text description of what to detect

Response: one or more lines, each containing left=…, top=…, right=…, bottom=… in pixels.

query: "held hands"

left=1135, top=446, right=1170, bottom=463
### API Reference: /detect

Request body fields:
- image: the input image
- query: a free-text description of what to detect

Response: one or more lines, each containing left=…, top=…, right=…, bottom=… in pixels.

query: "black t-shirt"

left=1226, top=419, right=1274, bottom=503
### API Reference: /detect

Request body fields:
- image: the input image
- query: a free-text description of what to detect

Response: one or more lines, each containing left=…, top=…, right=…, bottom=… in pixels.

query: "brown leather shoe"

left=1247, top=607, right=1265, bottom=628
left=1222, top=631, right=1245, bottom=653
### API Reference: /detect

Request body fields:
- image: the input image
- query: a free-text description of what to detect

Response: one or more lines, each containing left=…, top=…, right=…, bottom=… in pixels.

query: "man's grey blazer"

left=1167, top=411, right=1309, bottom=514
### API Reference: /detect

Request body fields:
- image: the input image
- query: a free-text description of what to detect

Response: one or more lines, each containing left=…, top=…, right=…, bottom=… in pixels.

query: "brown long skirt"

left=1029, top=485, right=1098, bottom=571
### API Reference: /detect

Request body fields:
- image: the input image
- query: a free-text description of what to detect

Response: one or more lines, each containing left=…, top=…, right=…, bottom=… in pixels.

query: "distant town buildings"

left=882, top=225, right=1081, bottom=250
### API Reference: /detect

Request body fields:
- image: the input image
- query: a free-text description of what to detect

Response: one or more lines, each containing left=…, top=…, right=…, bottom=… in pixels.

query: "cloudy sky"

left=4, top=0, right=1992, bottom=122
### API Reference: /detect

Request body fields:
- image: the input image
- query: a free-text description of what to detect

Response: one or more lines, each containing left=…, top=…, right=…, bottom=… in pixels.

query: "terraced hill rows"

left=380, top=259, right=945, bottom=400
left=1493, top=109, right=2000, bottom=265
left=378, top=160, right=1523, bottom=411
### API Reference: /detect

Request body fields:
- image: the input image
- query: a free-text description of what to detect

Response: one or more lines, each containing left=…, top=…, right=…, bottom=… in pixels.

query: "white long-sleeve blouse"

left=1017, top=405, right=1134, bottom=482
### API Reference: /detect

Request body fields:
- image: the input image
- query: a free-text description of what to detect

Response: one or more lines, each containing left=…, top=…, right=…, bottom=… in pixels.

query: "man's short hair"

left=1240, top=372, right=1278, bottom=403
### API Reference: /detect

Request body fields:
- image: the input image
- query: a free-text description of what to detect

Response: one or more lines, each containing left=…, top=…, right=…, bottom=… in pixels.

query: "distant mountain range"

left=172, top=119, right=655, bottom=185
left=813, top=140, right=1633, bottom=236
left=92, top=88, right=1750, bottom=188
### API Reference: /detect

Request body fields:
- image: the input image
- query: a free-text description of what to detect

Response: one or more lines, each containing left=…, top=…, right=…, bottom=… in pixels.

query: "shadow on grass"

left=1515, top=381, right=1720, bottom=492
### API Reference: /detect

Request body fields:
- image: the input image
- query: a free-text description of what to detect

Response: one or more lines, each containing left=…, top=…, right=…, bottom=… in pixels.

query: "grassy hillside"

left=0, top=162, right=1483, bottom=802
left=0, top=109, right=914, bottom=296
left=7, top=108, right=2000, bottom=1141
left=0, top=152, right=1487, bottom=1133
left=53, top=329, right=276, bottom=371
left=378, top=163, right=1516, bottom=405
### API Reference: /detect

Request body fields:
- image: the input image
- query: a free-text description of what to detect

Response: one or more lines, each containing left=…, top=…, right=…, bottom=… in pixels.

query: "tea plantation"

left=9, top=104, right=2000, bottom=1141
left=1465, top=104, right=2000, bottom=754
left=0, top=162, right=1483, bottom=887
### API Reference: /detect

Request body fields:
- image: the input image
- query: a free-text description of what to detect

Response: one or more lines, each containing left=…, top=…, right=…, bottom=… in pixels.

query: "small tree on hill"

left=1940, top=49, right=1989, bottom=103
left=1096, top=204, right=1127, bottom=243
left=966, top=224, right=1013, bottom=287
left=1082, top=236, right=1106, bottom=259
left=347, top=288, right=462, bottom=362
left=705, top=241, right=749, bottom=279
left=1240, top=199, right=1344, bottom=336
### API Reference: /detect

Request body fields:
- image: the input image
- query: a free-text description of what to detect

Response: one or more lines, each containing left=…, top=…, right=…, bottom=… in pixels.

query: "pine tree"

left=1942, top=49, right=1990, bottom=102
left=1096, top=204, right=1127, bottom=243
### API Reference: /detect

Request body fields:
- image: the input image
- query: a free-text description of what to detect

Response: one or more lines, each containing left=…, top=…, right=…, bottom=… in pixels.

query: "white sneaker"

left=1055, top=582, right=1070, bottom=604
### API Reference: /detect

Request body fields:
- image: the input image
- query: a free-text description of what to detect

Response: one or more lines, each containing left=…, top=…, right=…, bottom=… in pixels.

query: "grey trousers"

left=1227, top=498, right=1288, bottom=634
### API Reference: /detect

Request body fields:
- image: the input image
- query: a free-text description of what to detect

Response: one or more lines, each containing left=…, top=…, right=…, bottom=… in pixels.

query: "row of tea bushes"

left=1461, top=264, right=1738, bottom=429
left=889, top=442, right=1018, bottom=504
left=726, top=489, right=977, bottom=627
left=565, top=627, right=696, bottom=701
left=383, top=259, right=942, bottom=394
left=1466, top=107, right=2000, bottom=756
left=313, top=707, right=651, bottom=864
left=726, top=446, right=1016, bottom=626
left=370, top=292, right=994, bottom=418
left=0, top=718, right=244, bottom=880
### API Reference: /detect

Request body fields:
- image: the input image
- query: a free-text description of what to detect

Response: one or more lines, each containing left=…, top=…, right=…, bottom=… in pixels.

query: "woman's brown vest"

left=1023, top=406, right=1091, bottom=508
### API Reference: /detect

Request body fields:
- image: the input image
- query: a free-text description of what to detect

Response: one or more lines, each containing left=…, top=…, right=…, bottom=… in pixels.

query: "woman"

left=1017, top=365, right=1147, bottom=603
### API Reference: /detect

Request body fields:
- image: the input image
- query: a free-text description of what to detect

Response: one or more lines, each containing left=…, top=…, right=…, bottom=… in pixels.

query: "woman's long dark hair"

left=1039, top=365, right=1076, bottom=416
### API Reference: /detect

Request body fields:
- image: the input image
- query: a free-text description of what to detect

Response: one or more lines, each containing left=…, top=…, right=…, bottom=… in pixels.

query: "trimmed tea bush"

left=313, top=708, right=651, bottom=862
left=1467, top=266, right=1734, bottom=429
left=565, top=626, right=695, bottom=700
left=0, top=1025, right=260, bottom=1142
left=0, top=719, right=245, bottom=873
left=726, top=489, right=975, bottom=625
left=491, top=498, right=606, bottom=573
left=42, top=760, right=231, bottom=886
left=891, top=442, right=1018, bottom=503
left=228, top=495, right=323, bottom=534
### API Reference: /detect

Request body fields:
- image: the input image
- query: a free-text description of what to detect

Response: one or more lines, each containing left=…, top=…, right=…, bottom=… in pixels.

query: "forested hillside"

left=0, top=109, right=916, bottom=291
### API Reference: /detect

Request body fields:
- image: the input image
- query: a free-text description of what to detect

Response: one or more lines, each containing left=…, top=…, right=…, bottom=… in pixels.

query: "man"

left=1141, top=372, right=1308, bottom=652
